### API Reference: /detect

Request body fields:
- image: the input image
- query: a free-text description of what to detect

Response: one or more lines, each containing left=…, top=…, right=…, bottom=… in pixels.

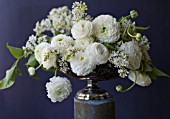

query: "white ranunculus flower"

left=28, top=67, right=35, bottom=76
left=71, top=20, right=93, bottom=39
left=119, top=40, right=142, bottom=69
left=46, top=76, right=72, bottom=102
left=34, top=42, right=51, bottom=64
left=92, top=15, right=120, bottom=43
left=85, top=42, right=109, bottom=65
left=70, top=51, right=96, bottom=76
left=51, top=34, right=74, bottom=54
left=128, top=71, right=152, bottom=86
left=41, top=46, right=57, bottom=69
left=74, top=37, right=94, bottom=51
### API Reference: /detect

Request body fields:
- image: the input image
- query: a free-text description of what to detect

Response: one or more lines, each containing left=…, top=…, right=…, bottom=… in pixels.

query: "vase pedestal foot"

left=74, top=97, right=115, bottom=119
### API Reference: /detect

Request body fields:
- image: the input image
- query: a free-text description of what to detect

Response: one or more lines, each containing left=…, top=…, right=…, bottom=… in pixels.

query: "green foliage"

left=53, top=30, right=61, bottom=36
left=6, top=43, right=24, bottom=59
left=149, top=67, right=170, bottom=80
left=134, top=26, right=150, bottom=33
left=103, top=43, right=116, bottom=51
left=143, top=62, right=153, bottom=73
left=0, top=60, right=21, bottom=90
left=26, top=54, right=38, bottom=67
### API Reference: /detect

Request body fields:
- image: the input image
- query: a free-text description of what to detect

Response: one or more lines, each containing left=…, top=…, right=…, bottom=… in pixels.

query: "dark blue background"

left=0, top=0, right=170, bottom=119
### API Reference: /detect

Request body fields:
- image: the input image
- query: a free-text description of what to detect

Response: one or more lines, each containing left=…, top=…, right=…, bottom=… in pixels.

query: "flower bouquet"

left=0, top=1, right=169, bottom=102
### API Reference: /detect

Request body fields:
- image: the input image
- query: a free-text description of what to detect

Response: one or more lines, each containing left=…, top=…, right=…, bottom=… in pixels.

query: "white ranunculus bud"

left=71, top=20, right=93, bottom=39
left=34, top=42, right=51, bottom=64
left=46, top=76, right=72, bottom=102
left=41, top=46, right=57, bottom=70
left=51, top=34, right=74, bottom=54
left=28, top=67, right=35, bottom=76
left=70, top=51, right=96, bottom=76
left=128, top=71, right=152, bottom=86
left=85, top=42, right=109, bottom=65
left=119, top=40, right=142, bottom=69
left=74, top=37, right=94, bottom=51
left=92, top=15, right=120, bottom=43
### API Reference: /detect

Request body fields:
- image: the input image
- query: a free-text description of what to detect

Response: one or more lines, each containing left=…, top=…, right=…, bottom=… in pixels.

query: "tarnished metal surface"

left=74, top=97, right=115, bottom=119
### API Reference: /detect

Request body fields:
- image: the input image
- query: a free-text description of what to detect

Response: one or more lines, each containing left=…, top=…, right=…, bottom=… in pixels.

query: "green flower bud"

left=116, top=85, right=123, bottom=92
left=130, top=10, right=138, bottom=19
left=135, top=33, right=142, bottom=41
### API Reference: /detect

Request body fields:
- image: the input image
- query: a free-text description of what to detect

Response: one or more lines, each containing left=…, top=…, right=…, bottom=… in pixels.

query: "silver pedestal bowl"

left=59, top=63, right=119, bottom=100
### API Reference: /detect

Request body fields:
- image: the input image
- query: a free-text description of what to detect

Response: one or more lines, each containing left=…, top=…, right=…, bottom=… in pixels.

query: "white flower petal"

left=128, top=71, right=152, bottom=87
left=41, top=47, right=57, bottom=69
left=92, top=15, right=120, bottom=43
left=74, top=37, right=94, bottom=51
left=70, top=51, right=96, bottom=76
left=51, top=34, right=74, bottom=55
left=46, top=76, right=72, bottom=102
left=34, top=42, right=51, bottom=64
left=71, top=20, right=93, bottom=39
left=85, top=42, right=109, bottom=65
left=119, top=40, right=142, bottom=69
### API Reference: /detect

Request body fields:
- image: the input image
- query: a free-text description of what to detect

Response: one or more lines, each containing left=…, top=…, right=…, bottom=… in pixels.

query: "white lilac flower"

left=46, top=76, right=72, bottom=102
left=72, top=1, right=92, bottom=23
left=70, top=51, right=96, bottom=76
left=41, top=46, right=57, bottom=69
left=120, top=19, right=135, bottom=29
left=63, top=48, right=77, bottom=61
left=71, top=20, right=93, bottom=39
left=24, top=35, right=37, bottom=52
left=119, top=40, right=142, bottom=69
left=109, top=50, right=129, bottom=68
left=22, top=35, right=37, bottom=57
left=74, top=37, right=94, bottom=51
left=139, top=36, right=150, bottom=50
left=28, top=67, right=36, bottom=76
left=118, top=68, right=129, bottom=78
left=85, top=42, right=109, bottom=65
left=139, top=36, right=151, bottom=62
left=51, top=34, right=74, bottom=55
left=92, top=15, right=120, bottom=43
left=37, top=35, right=48, bottom=44
left=58, top=59, right=70, bottom=72
left=109, top=50, right=129, bottom=78
left=128, top=71, right=152, bottom=86
left=34, top=42, right=51, bottom=64
left=33, top=18, right=52, bottom=35
left=48, top=6, right=72, bottom=35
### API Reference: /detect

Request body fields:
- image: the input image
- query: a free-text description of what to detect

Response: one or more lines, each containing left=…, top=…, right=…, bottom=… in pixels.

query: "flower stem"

left=116, top=64, right=137, bottom=92
left=54, top=67, right=58, bottom=77
left=35, top=64, right=42, bottom=71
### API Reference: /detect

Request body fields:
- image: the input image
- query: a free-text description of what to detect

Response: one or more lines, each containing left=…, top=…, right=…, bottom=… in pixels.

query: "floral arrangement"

left=0, top=1, right=169, bottom=103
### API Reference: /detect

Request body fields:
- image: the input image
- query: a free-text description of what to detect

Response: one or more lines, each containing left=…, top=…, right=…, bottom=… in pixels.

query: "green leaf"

left=134, top=26, right=150, bottom=32
left=143, top=62, right=153, bottom=73
left=16, top=67, right=22, bottom=76
left=26, top=54, right=38, bottom=67
left=149, top=67, right=170, bottom=80
left=6, top=43, right=24, bottom=59
left=103, top=43, right=116, bottom=51
left=53, top=30, right=61, bottom=36
left=0, top=60, right=20, bottom=90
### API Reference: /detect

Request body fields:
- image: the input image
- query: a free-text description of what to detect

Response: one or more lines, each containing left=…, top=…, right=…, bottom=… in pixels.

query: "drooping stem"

left=116, top=64, right=137, bottom=92
left=54, top=67, right=58, bottom=77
